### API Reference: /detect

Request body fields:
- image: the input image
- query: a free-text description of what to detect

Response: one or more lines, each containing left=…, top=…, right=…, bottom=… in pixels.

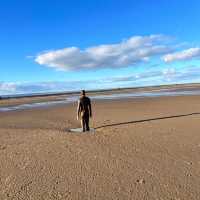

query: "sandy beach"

left=0, top=94, right=200, bottom=199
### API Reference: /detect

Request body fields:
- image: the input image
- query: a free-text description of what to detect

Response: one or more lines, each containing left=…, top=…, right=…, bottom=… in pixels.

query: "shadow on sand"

left=95, top=112, right=200, bottom=130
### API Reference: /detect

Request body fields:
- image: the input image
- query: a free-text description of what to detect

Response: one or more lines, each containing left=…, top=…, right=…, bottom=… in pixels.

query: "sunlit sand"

left=1, top=93, right=200, bottom=199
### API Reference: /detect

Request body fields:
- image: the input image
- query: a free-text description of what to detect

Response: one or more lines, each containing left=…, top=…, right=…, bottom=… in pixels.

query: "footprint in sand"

left=136, top=179, right=145, bottom=184
left=0, top=145, right=6, bottom=150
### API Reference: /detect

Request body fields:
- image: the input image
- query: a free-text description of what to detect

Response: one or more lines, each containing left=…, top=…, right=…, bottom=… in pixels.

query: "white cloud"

left=0, top=82, right=17, bottom=93
left=108, top=70, right=163, bottom=83
left=0, top=80, right=99, bottom=95
left=163, top=47, right=200, bottom=63
left=1, top=66, right=200, bottom=95
left=105, top=66, right=200, bottom=84
left=35, top=34, right=172, bottom=71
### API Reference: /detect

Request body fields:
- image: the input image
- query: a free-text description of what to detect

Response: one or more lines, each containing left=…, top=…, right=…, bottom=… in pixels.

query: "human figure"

left=77, top=90, right=92, bottom=132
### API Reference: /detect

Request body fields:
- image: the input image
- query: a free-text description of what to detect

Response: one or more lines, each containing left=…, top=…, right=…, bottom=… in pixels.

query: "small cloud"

left=163, top=47, right=200, bottom=63
left=0, top=82, right=17, bottom=93
left=34, top=34, right=173, bottom=71
left=107, top=70, right=164, bottom=83
left=106, top=66, right=200, bottom=85
left=162, top=68, right=176, bottom=76
left=26, top=55, right=35, bottom=59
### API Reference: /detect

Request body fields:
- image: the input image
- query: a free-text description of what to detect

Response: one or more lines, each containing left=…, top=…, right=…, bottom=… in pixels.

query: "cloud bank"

left=163, top=47, right=200, bottom=62
left=1, top=65, right=200, bottom=95
left=35, top=35, right=172, bottom=71
left=3, top=34, right=199, bottom=95
left=0, top=81, right=93, bottom=95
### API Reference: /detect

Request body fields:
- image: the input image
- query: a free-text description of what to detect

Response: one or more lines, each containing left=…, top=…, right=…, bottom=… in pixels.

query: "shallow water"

left=0, top=90, right=200, bottom=112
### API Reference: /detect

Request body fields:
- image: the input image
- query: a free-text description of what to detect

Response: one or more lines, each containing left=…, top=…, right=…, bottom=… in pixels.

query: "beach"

left=0, top=94, right=200, bottom=199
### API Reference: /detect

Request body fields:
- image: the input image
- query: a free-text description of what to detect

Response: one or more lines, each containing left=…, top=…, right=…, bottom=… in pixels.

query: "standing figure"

left=77, top=90, right=92, bottom=132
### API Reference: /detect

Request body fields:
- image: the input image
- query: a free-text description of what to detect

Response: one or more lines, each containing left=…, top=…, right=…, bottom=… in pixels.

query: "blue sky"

left=1, top=0, right=200, bottom=95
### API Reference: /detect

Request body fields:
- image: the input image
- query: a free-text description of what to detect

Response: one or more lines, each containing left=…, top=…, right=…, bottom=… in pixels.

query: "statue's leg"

left=81, top=117, right=85, bottom=132
left=86, top=115, right=90, bottom=131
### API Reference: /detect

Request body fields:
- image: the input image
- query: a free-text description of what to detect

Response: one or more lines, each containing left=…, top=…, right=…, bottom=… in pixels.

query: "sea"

left=1, top=88, right=200, bottom=112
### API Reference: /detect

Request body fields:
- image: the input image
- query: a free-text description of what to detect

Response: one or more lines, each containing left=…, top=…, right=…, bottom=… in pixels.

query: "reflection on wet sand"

left=1, top=89, right=200, bottom=112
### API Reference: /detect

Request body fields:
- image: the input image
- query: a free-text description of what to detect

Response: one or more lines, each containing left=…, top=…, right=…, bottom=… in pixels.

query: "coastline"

left=1, top=83, right=200, bottom=112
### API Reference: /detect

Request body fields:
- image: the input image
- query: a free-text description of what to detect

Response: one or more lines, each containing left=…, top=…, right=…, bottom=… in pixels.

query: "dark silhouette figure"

left=77, top=90, right=92, bottom=132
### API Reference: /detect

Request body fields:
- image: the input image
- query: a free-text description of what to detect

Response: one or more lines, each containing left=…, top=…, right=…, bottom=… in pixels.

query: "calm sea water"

left=0, top=89, right=200, bottom=112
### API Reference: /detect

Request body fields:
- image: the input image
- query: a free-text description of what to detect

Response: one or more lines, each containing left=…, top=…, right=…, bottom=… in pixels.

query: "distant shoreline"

left=1, top=82, right=200, bottom=100
left=0, top=82, right=200, bottom=112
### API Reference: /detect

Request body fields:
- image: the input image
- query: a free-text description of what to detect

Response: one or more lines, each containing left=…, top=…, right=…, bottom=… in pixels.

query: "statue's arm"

left=89, top=99, right=92, bottom=118
left=77, top=100, right=81, bottom=120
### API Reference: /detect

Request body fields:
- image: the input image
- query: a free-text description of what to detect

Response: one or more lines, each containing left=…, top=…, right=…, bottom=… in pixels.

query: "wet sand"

left=1, top=83, right=200, bottom=108
left=0, top=95, right=200, bottom=199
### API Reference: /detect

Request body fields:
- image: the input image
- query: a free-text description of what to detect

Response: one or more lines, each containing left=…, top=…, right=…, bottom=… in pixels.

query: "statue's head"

left=81, top=90, right=86, bottom=96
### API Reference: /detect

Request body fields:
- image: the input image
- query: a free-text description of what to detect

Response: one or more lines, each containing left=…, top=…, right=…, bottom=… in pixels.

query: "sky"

left=1, top=0, right=200, bottom=95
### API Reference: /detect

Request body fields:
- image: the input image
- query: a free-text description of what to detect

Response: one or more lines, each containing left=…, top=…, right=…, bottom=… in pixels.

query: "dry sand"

left=0, top=95, right=200, bottom=199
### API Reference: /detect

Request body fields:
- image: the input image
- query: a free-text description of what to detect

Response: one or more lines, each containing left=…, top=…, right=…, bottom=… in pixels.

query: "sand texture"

left=0, top=95, right=200, bottom=199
